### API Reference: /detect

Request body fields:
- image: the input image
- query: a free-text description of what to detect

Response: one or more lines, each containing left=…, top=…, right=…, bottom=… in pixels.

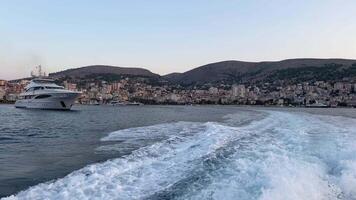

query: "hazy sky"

left=1, top=0, right=356, bottom=80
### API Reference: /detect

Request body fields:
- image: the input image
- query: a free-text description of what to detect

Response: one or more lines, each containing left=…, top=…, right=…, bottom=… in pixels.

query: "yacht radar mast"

left=30, top=65, right=47, bottom=78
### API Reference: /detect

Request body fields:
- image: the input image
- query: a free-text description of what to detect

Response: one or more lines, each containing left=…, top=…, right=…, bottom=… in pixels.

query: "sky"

left=1, top=0, right=356, bottom=80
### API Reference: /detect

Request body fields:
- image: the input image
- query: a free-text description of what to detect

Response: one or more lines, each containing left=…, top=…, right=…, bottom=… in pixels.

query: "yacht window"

left=33, top=87, right=42, bottom=91
left=25, top=95, right=34, bottom=99
left=35, top=94, right=51, bottom=99
left=45, top=86, right=63, bottom=89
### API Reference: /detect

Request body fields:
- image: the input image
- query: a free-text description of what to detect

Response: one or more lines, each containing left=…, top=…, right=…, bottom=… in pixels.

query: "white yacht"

left=15, top=79, right=81, bottom=110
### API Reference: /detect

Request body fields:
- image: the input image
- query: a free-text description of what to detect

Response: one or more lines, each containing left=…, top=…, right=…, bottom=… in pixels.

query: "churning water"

left=1, top=105, right=356, bottom=199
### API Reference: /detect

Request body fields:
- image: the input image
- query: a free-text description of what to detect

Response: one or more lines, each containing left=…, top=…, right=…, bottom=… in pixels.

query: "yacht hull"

left=15, top=93, right=80, bottom=110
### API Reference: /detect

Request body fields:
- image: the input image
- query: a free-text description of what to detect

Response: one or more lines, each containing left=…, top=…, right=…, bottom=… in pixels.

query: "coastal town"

left=1, top=77, right=356, bottom=107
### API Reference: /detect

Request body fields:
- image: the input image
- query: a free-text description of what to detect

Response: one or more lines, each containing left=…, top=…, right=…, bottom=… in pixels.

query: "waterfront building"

left=0, top=80, right=7, bottom=86
left=232, top=84, right=246, bottom=98
left=0, top=87, right=5, bottom=100
left=64, top=81, right=78, bottom=91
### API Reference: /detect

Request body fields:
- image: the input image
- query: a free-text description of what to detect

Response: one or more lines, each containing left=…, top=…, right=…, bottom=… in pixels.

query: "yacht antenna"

left=30, top=65, right=46, bottom=77
left=38, top=65, right=42, bottom=77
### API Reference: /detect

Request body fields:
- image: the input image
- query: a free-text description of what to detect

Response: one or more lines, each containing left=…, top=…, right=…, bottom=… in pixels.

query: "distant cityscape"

left=1, top=77, right=356, bottom=107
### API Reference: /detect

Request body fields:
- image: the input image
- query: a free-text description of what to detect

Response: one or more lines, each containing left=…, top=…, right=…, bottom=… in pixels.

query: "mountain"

left=49, top=65, right=160, bottom=79
left=46, top=59, right=356, bottom=85
left=164, top=59, right=356, bottom=85
left=162, top=72, right=182, bottom=82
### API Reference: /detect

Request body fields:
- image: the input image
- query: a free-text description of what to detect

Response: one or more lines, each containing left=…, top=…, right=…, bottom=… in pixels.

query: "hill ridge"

left=49, top=65, right=160, bottom=79
left=31, top=58, right=356, bottom=85
left=163, top=58, right=356, bottom=85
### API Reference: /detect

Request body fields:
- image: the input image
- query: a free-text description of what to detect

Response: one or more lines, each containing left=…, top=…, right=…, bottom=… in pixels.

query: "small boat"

left=15, top=79, right=81, bottom=110
left=306, top=102, right=328, bottom=108
left=110, top=101, right=143, bottom=106
left=126, top=102, right=144, bottom=106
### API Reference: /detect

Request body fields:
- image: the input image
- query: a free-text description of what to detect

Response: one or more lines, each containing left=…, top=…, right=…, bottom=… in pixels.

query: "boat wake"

left=4, top=111, right=356, bottom=200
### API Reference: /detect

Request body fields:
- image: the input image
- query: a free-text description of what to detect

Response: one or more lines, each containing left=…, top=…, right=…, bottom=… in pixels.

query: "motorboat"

left=15, top=78, right=81, bottom=110
left=110, top=101, right=143, bottom=106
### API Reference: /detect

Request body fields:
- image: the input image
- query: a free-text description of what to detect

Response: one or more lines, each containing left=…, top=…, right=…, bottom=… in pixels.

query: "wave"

left=4, top=110, right=356, bottom=200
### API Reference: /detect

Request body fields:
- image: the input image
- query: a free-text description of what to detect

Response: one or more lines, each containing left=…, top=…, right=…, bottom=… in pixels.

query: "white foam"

left=259, top=154, right=340, bottom=200
left=5, top=110, right=356, bottom=200
left=5, top=122, right=246, bottom=200
left=182, top=111, right=356, bottom=200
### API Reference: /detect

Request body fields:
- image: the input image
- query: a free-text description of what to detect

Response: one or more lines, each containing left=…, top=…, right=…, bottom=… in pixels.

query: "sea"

left=1, top=104, right=356, bottom=200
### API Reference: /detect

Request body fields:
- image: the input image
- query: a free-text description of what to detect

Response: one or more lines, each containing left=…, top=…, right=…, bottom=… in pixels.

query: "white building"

left=209, top=87, right=219, bottom=95
left=0, top=87, right=5, bottom=100
left=232, top=84, right=246, bottom=98
left=334, top=82, right=344, bottom=91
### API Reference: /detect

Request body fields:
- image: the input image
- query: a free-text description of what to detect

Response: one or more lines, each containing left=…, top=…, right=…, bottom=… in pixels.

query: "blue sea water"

left=1, top=105, right=356, bottom=199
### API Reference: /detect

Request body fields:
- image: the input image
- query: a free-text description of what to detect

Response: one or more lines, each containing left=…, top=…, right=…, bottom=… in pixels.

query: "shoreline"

left=77, top=103, right=356, bottom=109
left=1, top=102, right=355, bottom=108
left=0, top=101, right=15, bottom=104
